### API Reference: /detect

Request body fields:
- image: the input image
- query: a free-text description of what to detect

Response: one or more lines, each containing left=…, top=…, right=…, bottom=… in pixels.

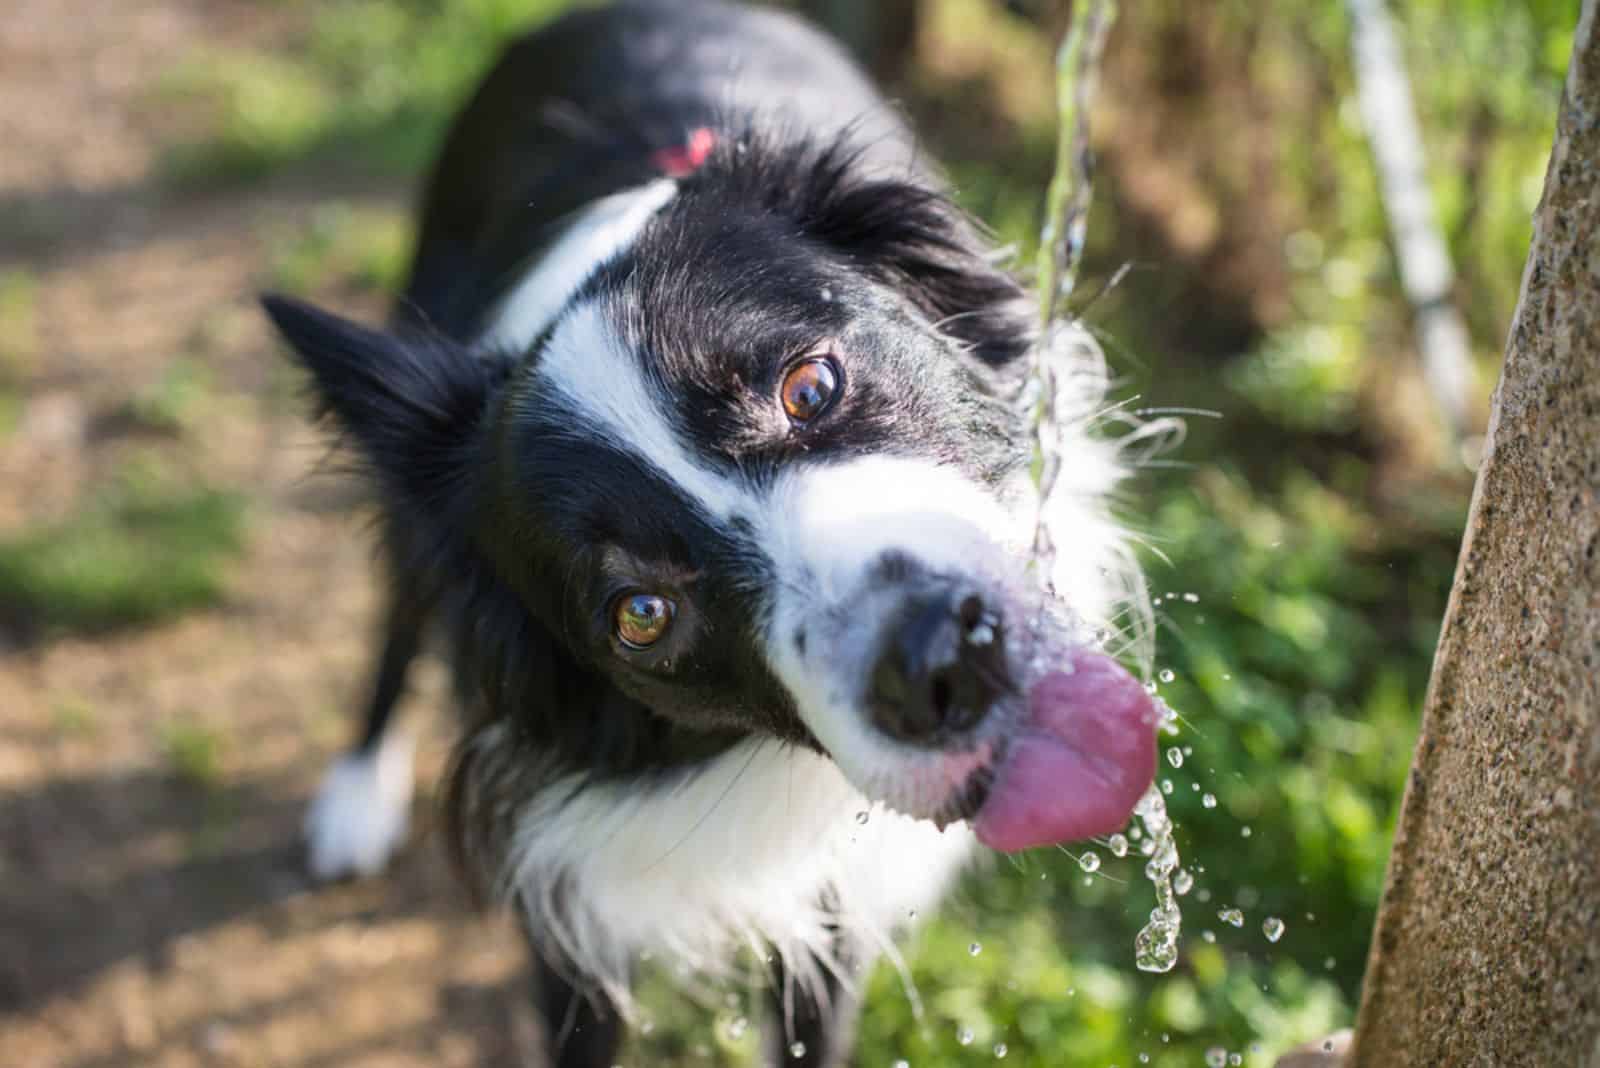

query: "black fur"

left=265, top=3, right=1045, bottom=1065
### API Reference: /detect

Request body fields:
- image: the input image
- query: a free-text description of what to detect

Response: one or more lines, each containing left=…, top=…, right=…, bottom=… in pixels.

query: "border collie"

left=263, top=2, right=1160, bottom=1064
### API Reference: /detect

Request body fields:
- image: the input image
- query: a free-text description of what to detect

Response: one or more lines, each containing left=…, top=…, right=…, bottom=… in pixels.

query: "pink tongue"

left=973, top=649, right=1159, bottom=853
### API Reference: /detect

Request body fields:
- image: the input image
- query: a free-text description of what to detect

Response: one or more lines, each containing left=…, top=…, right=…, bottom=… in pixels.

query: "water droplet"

left=1173, top=869, right=1194, bottom=895
left=993, top=1043, right=1008, bottom=1058
left=1142, top=680, right=1158, bottom=695
left=1324, top=956, right=1337, bottom=970
left=907, top=909, right=917, bottom=920
left=1166, top=747, right=1184, bottom=768
left=1196, top=888, right=1212, bottom=903
left=1128, top=826, right=1142, bottom=840
left=727, top=1016, right=748, bottom=1039
left=1219, top=908, right=1244, bottom=927
left=1306, top=912, right=1317, bottom=922
left=893, top=1062, right=910, bottom=1068
left=969, top=941, right=982, bottom=956
left=1066, top=987, right=1076, bottom=997
left=855, top=810, right=869, bottom=825
left=1205, top=1048, right=1227, bottom=1068
left=1323, top=1040, right=1335, bottom=1052
left=1263, top=916, right=1285, bottom=942
left=1158, top=669, right=1175, bottom=683
left=1160, top=778, right=1174, bottom=795
left=1202, top=793, right=1218, bottom=809
left=957, top=1027, right=974, bottom=1046
left=1132, top=786, right=1182, bottom=973
left=1202, top=929, right=1216, bottom=943
left=1139, top=1055, right=1150, bottom=1064
left=1182, top=592, right=1199, bottom=603
left=1079, top=851, right=1101, bottom=873
left=1107, top=833, right=1128, bottom=857
left=1229, top=1055, right=1243, bottom=1066
left=790, top=1041, right=807, bottom=1059
left=819, top=287, right=833, bottom=301
left=1240, top=826, right=1252, bottom=838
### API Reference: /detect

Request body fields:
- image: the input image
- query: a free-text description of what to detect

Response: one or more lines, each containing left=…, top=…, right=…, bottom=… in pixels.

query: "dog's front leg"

left=764, top=941, right=870, bottom=1068
left=532, top=952, right=624, bottom=1068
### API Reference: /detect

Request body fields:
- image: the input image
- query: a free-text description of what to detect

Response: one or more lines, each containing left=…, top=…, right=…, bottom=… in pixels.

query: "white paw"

left=304, top=733, right=414, bottom=881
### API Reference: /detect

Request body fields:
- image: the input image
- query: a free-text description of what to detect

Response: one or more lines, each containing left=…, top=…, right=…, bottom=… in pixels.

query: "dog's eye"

left=614, top=593, right=674, bottom=649
left=780, top=356, right=840, bottom=424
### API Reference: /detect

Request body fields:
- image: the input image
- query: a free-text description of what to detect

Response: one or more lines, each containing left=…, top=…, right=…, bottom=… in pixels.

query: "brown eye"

left=780, top=356, right=840, bottom=424
left=614, top=593, right=674, bottom=649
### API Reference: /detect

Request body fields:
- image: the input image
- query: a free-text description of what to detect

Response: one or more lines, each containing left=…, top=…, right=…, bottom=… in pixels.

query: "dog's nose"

left=869, top=590, right=1006, bottom=743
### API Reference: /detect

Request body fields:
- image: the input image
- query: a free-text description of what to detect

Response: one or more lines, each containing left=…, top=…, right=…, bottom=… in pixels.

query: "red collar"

left=650, top=127, right=715, bottom=177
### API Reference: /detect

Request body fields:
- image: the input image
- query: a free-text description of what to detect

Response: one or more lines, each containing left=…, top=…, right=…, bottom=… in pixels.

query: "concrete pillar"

left=1341, top=2, right=1600, bottom=1063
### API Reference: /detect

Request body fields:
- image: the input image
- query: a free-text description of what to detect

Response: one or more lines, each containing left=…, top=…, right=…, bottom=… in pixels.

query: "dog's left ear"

left=262, top=294, right=508, bottom=512
left=801, top=170, right=1036, bottom=368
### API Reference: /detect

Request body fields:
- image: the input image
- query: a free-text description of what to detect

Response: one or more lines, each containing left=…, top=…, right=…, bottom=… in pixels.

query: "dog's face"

left=267, top=141, right=1156, bottom=852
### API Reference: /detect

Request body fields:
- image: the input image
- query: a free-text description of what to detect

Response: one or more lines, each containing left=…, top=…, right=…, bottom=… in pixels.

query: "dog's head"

left=265, top=137, right=1157, bottom=853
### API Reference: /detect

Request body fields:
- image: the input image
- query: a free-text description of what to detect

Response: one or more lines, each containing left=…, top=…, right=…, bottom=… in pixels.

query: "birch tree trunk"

left=1340, top=1, right=1600, bottom=1062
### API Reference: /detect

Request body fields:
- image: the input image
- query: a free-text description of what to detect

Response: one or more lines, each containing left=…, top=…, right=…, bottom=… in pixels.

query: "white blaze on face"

left=525, top=301, right=750, bottom=522
left=480, top=179, right=679, bottom=353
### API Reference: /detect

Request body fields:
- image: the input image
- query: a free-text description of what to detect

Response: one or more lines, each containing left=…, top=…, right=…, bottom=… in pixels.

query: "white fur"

left=531, top=301, right=751, bottom=521
left=500, top=734, right=975, bottom=1012
left=479, top=179, right=678, bottom=353
left=485, top=261, right=1147, bottom=1007
left=759, top=356, right=1140, bottom=820
left=305, top=731, right=415, bottom=880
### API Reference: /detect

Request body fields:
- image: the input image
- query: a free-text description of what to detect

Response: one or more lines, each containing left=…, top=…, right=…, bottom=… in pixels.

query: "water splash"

left=1132, top=785, right=1182, bottom=972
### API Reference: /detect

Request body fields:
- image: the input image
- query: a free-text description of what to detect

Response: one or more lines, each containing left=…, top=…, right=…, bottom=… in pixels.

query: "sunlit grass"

left=0, top=474, right=247, bottom=635
left=265, top=201, right=412, bottom=296
left=155, top=0, right=569, bottom=185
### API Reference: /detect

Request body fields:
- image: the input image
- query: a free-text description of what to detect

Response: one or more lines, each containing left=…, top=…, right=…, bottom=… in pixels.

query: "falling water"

left=1028, top=0, right=1184, bottom=976
left=1132, top=784, right=1182, bottom=972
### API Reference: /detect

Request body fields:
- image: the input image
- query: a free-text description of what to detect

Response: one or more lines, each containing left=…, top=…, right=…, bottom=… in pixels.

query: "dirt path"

left=0, top=4, right=544, bottom=1065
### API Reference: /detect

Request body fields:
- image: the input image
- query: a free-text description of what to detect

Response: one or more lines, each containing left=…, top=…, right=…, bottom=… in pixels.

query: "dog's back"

left=402, top=0, right=909, bottom=341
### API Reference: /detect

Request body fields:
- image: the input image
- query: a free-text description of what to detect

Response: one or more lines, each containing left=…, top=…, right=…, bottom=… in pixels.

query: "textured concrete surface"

left=1347, top=2, right=1600, bottom=1063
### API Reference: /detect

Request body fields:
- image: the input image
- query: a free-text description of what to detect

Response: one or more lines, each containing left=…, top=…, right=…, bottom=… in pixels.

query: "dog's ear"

left=796, top=160, right=1036, bottom=368
left=261, top=294, right=507, bottom=509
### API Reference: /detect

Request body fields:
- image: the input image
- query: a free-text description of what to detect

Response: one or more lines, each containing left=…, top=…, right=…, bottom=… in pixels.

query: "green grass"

left=162, top=721, right=226, bottom=789
left=265, top=201, right=412, bottom=296
left=156, top=0, right=572, bottom=185
left=0, top=475, right=247, bottom=635
left=51, top=695, right=99, bottom=737
left=0, top=268, right=37, bottom=374
left=124, top=359, right=215, bottom=434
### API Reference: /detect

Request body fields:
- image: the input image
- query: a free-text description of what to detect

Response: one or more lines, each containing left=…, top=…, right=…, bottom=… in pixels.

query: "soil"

left=0, top=3, right=544, bottom=1065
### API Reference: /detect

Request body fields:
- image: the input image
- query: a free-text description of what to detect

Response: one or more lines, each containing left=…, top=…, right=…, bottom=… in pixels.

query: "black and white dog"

left=263, top=2, right=1160, bottom=1064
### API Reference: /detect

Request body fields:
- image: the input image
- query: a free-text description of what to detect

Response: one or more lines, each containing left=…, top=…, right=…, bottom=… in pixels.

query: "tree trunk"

left=1343, top=1, right=1600, bottom=1063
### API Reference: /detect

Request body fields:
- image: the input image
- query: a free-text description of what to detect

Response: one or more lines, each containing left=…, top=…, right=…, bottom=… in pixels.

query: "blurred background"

left=0, top=0, right=1571, bottom=1065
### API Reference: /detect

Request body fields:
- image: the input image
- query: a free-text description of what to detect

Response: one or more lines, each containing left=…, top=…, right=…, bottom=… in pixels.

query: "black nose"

left=869, top=591, right=1007, bottom=743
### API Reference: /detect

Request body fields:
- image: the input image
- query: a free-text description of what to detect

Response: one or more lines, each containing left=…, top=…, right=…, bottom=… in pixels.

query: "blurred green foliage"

left=0, top=468, right=246, bottom=635
left=158, top=0, right=570, bottom=183
left=154, top=0, right=1568, bottom=1062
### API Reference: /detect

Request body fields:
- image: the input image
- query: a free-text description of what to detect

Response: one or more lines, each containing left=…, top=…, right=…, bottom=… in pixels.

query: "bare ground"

left=0, top=3, right=547, bottom=1065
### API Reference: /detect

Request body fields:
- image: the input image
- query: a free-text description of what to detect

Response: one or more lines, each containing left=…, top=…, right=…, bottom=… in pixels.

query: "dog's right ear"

left=261, top=294, right=508, bottom=509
